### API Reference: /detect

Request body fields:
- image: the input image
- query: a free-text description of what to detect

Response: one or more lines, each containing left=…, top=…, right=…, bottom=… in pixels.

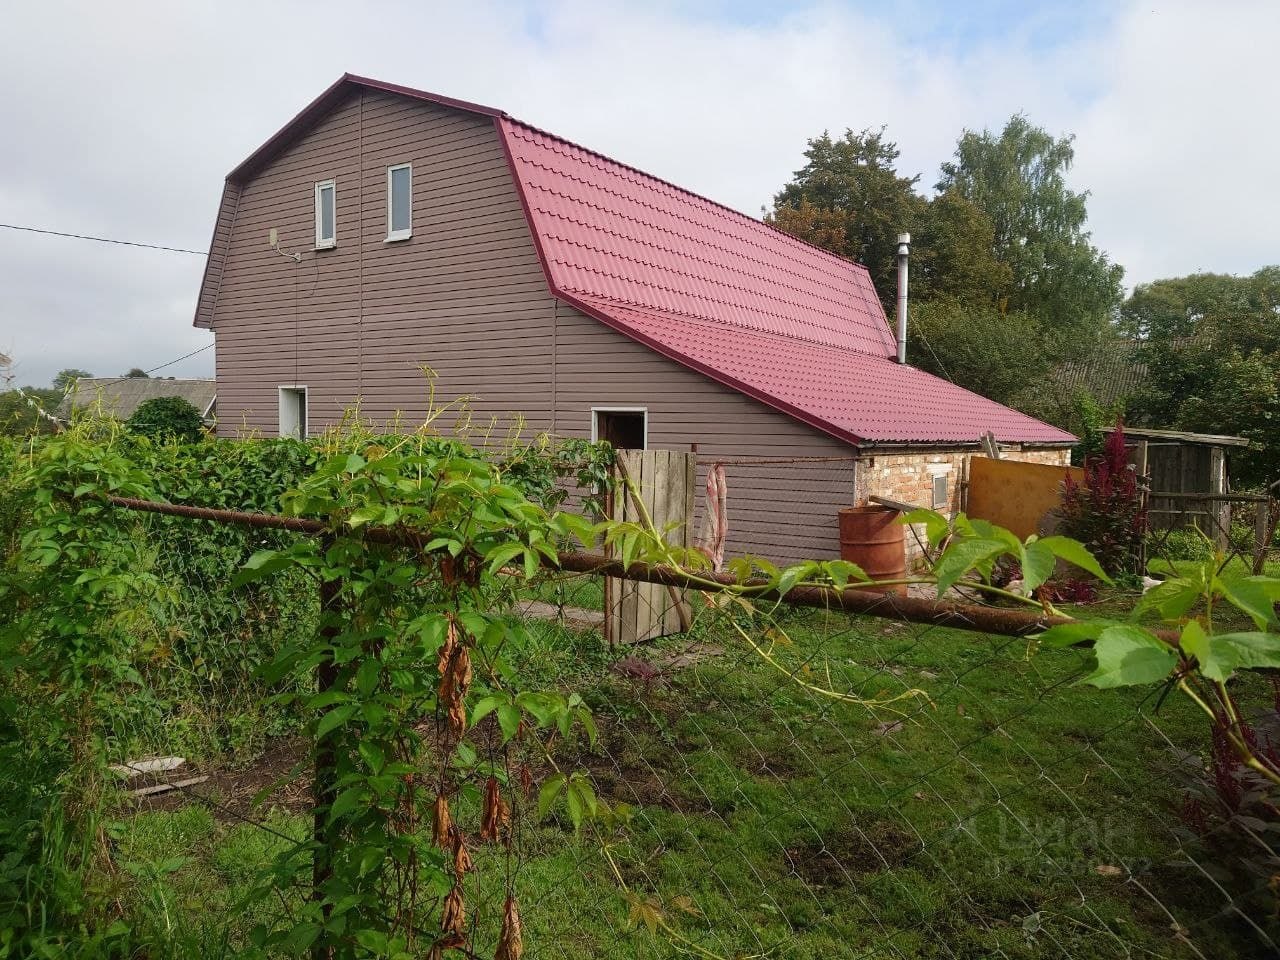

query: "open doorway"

left=279, top=386, right=308, bottom=439
left=592, top=408, right=646, bottom=450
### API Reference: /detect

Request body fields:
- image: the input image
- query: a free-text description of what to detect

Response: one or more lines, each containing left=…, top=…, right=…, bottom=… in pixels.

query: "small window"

left=386, top=164, right=412, bottom=241
left=593, top=408, right=646, bottom=450
left=314, top=180, right=336, bottom=249
left=279, top=386, right=308, bottom=439
left=931, top=473, right=949, bottom=509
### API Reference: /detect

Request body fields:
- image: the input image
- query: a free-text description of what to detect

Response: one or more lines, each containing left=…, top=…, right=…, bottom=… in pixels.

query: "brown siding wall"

left=209, top=89, right=553, bottom=435
left=551, top=304, right=859, bottom=565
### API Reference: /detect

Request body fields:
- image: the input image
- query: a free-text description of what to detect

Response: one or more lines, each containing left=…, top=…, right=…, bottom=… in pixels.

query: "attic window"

left=386, top=164, right=412, bottom=241
left=314, top=180, right=336, bottom=249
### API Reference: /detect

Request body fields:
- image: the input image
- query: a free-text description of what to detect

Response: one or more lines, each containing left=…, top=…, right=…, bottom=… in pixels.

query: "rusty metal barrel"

left=838, top=505, right=907, bottom=595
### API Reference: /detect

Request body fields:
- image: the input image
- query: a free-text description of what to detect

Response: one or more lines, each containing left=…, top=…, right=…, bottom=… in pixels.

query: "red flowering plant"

left=1059, top=420, right=1147, bottom=580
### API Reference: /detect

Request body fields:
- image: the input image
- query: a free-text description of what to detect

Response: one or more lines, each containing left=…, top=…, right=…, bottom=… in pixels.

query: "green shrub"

left=1155, top=527, right=1214, bottom=562
left=126, top=397, right=206, bottom=444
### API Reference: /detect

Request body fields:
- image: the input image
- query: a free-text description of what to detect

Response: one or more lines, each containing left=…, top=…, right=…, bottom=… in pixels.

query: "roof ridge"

left=501, top=118, right=876, bottom=282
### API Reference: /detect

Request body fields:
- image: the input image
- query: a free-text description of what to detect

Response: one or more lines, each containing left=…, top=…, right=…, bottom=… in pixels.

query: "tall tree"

left=911, top=189, right=1012, bottom=306
left=937, top=115, right=1123, bottom=347
left=1126, top=267, right=1280, bottom=486
left=768, top=128, right=926, bottom=302
left=124, top=367, right=150, bottom=378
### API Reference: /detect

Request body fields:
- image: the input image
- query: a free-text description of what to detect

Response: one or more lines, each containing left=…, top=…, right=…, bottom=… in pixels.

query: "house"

left=60, top=377, right=216, bottom=424
left=194, top=74, right=1074, bottom=564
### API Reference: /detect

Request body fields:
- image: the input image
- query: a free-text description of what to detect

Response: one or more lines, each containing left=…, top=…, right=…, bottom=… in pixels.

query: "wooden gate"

left=606, top=449, right=696, bottom=645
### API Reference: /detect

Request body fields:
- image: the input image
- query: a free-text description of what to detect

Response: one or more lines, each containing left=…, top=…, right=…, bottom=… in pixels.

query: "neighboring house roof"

left=199, top=74, right=1075, bottom=447
left=1057, top=342, right=1150, bottom=408
left=59, top=378, right=217, bottom=421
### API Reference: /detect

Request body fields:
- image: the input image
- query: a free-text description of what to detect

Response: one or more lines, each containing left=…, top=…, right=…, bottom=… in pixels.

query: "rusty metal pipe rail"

left=103, top=494, right=1158, bottom=642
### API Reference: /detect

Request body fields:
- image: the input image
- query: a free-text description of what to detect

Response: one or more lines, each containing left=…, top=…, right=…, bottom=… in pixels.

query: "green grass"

left=114, top=602, right=1278, bottom=958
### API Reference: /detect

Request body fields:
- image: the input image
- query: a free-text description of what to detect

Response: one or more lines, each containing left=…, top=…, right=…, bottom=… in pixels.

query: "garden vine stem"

left=98, top=494, right=1177, bottom=644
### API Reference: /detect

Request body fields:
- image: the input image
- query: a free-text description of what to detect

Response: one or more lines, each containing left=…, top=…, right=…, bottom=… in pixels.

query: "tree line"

left=768, top=116, right=1278, bottom=487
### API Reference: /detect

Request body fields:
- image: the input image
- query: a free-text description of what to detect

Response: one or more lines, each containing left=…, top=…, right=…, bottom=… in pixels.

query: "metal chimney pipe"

left=895, top=232, right=910, bottom=364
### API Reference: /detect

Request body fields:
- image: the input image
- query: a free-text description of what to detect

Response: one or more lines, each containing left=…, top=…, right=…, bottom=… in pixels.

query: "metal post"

left=895, top=232, right=910, bottom=364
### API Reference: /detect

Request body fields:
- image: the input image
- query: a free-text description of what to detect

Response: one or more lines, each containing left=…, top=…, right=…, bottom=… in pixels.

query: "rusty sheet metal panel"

left=966, top=456, right=1084, bottom=540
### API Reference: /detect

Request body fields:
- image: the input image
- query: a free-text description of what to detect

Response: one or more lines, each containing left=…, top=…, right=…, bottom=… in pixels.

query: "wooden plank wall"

left=607, top=449, right=695, bottom=645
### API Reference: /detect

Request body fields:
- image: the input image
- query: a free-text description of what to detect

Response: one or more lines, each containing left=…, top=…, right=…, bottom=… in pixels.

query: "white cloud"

left=0, top=0, right=1274, bottom=386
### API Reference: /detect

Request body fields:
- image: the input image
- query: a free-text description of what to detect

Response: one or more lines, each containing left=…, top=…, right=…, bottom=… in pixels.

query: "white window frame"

left=278, top=385, right=309, bottom=439
left=314, top=180, right=336, bottom=250
left=931, top=473, right=949, bottom=509
left=590, top=406, right=648, bottom=450
left=386, top=163, right=412, bottom=242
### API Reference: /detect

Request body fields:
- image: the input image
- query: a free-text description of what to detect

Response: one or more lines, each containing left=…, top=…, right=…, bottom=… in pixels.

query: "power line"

left=0, top=222, right=206, bottom=256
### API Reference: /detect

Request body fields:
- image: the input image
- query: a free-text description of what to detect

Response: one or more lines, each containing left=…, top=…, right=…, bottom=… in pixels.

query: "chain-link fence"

left=1148, top=492, right=1279, bottom=577
left=88, top=495, right=1280, bottom=959
left=505, top=571, right=1279, bottom=959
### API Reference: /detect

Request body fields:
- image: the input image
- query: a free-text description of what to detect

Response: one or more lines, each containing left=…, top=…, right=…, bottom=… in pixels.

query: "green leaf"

left=329, top=785, right=366, bottom=822
left=346, top=505, right=383, bottom=528
left=470, top=694, right=506, bottom=726
left=485, top=542, right=525, bottom=575
left=497, top=702, right=521, bottom=743
left=1218, top=576, right=1280, bottom=631
left=822, top=559, right=869, bottom=588
left=315, top=704, right=359, bottom=739
left=901, top=509, right=949, bottom=547
left=1039, top=536, right=1111, bottom=584
left=1036, top=620, right=1109, bottom=648
left=933, top=538, right=1009, bottom=595
left=1019, top=541, right=1056, bottom=593
left=577, top=706, right=598, bottom=746
left=1133, top=577, right=1202, bottom=622
left=1184, top=624, right=1280, bottom=682
left=538, top=773, right=566, bottom=819
left=1081, top=625, right=1177, bottom=688
left=355, top=659, right=380, bottom=697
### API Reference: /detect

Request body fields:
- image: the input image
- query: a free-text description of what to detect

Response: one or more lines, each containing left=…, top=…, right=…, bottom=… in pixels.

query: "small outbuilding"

left=59, top=378, right=216, bottom=425
left=1106, top=425, right=1251, bottom=542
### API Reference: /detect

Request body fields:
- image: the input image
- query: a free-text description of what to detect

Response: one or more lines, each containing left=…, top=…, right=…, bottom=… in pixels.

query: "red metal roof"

left=496, top=116, right=1074, bottom=445
left=215, top=75, right=1075, bottom=446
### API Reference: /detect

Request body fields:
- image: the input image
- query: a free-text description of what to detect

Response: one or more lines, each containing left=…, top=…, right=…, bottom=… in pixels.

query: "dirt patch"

left=785, top=820, right=921, bottom=887
left=131, top=738, right=312, bottom=821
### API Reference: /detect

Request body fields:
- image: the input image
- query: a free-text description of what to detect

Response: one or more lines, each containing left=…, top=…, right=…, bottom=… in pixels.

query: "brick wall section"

left=856, top=447, right=1072, bottom=567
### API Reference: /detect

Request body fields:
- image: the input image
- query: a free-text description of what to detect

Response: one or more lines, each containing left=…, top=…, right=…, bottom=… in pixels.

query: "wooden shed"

left=1106, top=426, right=1250, bottom=541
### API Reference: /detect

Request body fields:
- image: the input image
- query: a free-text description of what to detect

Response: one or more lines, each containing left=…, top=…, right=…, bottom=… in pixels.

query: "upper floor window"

left=314, top=180, right=336, bottom=249
left=387, top=164, right=412, bottom=241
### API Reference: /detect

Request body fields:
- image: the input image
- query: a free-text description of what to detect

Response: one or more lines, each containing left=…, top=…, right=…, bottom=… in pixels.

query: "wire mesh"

left=483, top=566, right=1280, bottom=958
left=83, top=501, right=1280, bottom=959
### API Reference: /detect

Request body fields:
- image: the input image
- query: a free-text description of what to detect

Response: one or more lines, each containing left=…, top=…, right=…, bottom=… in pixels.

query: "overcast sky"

left=1, top=0, right=1275, bottom=388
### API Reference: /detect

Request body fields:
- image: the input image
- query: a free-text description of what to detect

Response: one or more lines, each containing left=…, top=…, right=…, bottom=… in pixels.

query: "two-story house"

left=194, top=74, right=1073, bottom=563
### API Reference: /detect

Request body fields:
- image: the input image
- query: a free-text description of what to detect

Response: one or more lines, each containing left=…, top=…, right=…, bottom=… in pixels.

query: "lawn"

left=115, top=597, right=1277, bottom=958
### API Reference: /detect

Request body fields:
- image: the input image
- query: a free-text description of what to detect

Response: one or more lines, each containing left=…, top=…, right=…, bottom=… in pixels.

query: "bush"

left=1059, top=421, right=1147, bottom=577
left=126, top=397, right=205, bottom=444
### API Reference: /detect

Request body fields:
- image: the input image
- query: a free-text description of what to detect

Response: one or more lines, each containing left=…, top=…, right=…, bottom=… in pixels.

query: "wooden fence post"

left=313, top=536, right=340, bottom=960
